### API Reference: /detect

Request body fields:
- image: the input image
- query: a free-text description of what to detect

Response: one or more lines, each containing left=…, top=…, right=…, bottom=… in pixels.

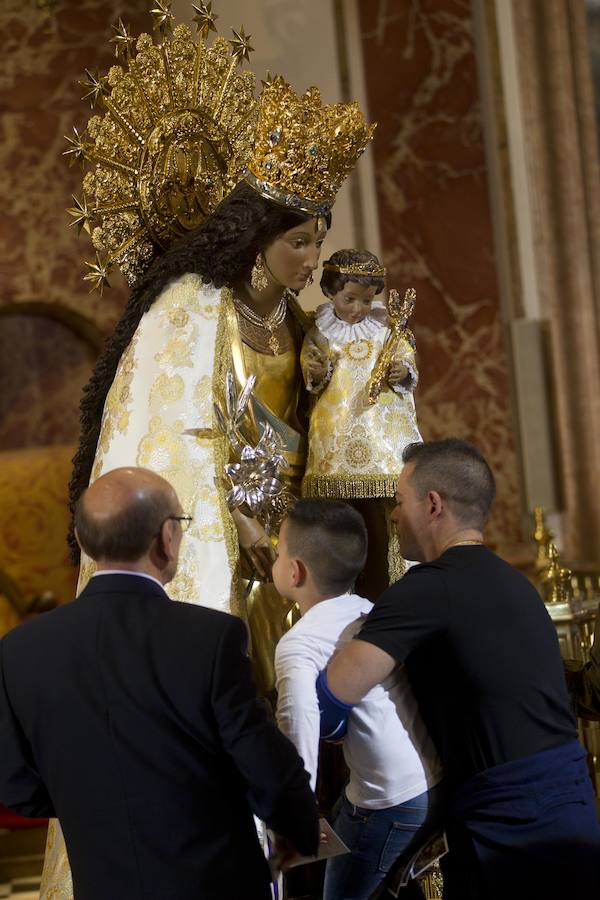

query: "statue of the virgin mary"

left=41, top=3, right=374, bottom=896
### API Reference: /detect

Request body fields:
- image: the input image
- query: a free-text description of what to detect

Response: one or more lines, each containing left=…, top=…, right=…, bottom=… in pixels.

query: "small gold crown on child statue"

left=244, top=78, right=376, bottom=216
left=322, top=260, right=386, bottom=278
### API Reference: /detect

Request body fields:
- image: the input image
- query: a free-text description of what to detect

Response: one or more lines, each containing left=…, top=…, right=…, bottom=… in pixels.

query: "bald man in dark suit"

left=0, top=467, right=318, bottom=900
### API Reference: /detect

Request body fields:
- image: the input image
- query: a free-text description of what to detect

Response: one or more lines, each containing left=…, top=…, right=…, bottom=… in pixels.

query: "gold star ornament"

left=150, top=1, right=175, bottom=36
left=83, top=253, right=112, bottom=295
left=79, top=69, right=108, bottom=109
left=110, top=18, right=135, bottom=59
left=62, top=126, right=89, bottom=167
left=230, top=26, right=253, bottom=65
left=192, top=2, right=218, bottom=39
left=67, top=195, right=93, bottom=235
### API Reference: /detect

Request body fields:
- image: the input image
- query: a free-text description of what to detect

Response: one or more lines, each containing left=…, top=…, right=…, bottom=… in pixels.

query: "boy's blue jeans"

left=323, top=789, right=429, bottom=900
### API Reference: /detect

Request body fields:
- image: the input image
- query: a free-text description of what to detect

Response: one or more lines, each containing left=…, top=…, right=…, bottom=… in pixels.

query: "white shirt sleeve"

left=274, top=632, right=321, bottom=793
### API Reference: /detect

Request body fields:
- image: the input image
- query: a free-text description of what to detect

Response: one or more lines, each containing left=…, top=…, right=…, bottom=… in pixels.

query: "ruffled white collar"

left=315, top=302, right=386, bottom=342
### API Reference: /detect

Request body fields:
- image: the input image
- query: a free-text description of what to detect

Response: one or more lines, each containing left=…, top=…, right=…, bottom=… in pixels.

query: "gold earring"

left=251, top=253, right=268, bottom=291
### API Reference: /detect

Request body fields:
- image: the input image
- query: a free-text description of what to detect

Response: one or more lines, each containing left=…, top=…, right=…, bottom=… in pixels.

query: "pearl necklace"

left=233, top=291, right=289, bottom=355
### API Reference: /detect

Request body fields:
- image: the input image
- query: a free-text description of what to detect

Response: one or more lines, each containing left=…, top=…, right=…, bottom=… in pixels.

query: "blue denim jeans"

left=323, top=789, right=429, bottom=900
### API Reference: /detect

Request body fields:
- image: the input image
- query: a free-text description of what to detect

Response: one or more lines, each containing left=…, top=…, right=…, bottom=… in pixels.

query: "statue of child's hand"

left=231, top=508, right=276, bottom=578
left=306, top=350, right=329, bottom=384
left=387, top=361, right=408, bottom=386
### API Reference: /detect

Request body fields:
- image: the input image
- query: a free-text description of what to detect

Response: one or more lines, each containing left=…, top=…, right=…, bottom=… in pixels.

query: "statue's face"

left=262, top=217, right=327, bottom=292
left=329, top=281, right=377, bottom=324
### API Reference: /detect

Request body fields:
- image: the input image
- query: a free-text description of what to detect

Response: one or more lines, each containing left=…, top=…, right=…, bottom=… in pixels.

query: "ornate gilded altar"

left=532, top=507, right=600, bottom=794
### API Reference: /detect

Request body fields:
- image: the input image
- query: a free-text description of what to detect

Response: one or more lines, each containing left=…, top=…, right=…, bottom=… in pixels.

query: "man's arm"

left=0, top=641, right=55, bottom=818
left=211, top=617, right=319, bottom=857
left=316, top=640, right=396, bottom=740
left=274, top=635, right=320, bottom=791
left=327, top=640, right=397, bottom=703
left=319, top=572, right=441, bottom=738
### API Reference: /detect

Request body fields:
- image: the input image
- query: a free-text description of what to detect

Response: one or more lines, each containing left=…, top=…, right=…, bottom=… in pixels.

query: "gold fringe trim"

left=386, top=499, right=407, bottom=583
left=302, top=474, right=398, bottom=500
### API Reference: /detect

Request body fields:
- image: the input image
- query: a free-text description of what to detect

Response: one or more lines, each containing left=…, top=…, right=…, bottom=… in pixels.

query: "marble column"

left=356, top=0, right=523, bottom=556
left=509, top=0, right=600, bottom=561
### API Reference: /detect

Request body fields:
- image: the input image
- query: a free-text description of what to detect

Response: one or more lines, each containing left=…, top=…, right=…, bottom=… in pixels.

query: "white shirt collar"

left=91, top=570, right=165, bottom=591
left=301, top=592, right=372, bottom=623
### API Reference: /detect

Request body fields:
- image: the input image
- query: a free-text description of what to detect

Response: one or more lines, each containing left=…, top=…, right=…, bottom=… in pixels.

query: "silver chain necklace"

left=233, top=291, right=289, bottom=355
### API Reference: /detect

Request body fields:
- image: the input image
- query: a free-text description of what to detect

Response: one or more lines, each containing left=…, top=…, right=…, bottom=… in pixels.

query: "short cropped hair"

left=402, top=439, right=496, bottom=530
left=320, top=249, right=385, bottom=297
left=74, top=488, right=174, bottom=562
left=284, top=499, right=368, bottom=596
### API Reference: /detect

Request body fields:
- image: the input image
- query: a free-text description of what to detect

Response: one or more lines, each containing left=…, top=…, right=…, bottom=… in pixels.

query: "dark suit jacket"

left=0, top=573, right=318, bottom=899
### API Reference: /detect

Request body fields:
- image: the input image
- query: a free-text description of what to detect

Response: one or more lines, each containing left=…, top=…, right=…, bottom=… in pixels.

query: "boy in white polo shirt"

left=273, top=499, right=442, bottom=900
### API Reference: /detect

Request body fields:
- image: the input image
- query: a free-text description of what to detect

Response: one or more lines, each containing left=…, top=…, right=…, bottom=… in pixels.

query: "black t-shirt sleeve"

left=356, top=565, right=447, bottom=662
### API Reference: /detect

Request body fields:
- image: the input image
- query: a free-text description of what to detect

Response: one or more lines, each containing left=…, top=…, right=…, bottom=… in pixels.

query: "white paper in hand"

left=287, top=817, right=350, bottom=868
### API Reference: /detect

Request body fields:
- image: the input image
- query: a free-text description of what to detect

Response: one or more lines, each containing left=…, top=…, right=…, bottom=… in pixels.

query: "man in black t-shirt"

left=320, top=439, right=600, bottom=900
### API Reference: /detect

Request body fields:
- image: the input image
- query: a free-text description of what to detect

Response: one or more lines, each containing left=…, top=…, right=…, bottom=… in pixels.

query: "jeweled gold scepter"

left=367, top=287, right=417, bottom=404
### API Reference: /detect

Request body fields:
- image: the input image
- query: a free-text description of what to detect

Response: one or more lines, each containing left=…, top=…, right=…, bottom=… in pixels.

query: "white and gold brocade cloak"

left=80, top=274, right=242, bottom=614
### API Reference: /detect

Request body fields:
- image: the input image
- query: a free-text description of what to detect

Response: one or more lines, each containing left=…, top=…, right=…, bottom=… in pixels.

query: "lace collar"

left=314, top=302, right=385, bottom=342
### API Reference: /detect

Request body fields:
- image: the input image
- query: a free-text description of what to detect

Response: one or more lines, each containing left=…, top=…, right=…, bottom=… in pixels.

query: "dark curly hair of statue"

left=68, top=181, right=330, bottom=560
left=320, top=248, right=385, bottom=297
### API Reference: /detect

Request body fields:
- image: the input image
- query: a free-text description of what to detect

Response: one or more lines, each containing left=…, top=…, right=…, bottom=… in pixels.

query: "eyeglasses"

left=166, top=515, right=193, bottom=533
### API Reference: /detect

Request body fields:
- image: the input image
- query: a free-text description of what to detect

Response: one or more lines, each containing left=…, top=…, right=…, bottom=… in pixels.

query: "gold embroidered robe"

left=302, top=303, right=421, bottom=500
